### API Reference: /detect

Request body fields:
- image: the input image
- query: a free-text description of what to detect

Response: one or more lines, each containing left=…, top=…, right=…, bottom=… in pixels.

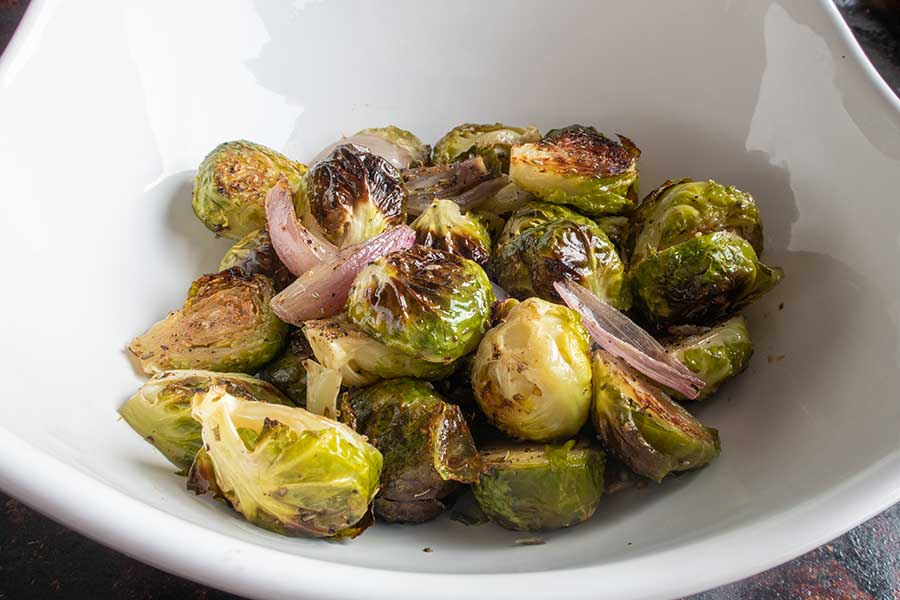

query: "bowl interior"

left=2, top=0, right=900, bottom=587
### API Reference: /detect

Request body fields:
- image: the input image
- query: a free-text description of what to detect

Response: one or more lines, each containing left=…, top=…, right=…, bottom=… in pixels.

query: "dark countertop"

left=1, top=2, right=899, bottom=599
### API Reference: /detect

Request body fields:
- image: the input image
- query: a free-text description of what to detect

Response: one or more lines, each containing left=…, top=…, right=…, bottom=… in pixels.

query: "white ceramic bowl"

left=1, top=1, right=899, bottom=598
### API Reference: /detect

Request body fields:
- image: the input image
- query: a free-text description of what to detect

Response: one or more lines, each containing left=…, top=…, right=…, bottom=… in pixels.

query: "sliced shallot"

left=265, top=179, right=337, bottom=276
left=553, top=280, right=705, bottom=399
left=491, top=282, right=510, bottom=301
left=403, top=156, right=496, bottom=215
left=311, top=135, right=414, bottom=170
left=271, top=225, right=416, bottom=325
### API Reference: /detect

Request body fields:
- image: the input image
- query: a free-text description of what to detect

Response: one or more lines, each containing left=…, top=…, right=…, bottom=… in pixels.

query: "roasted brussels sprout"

left=129, top=268, right=287, bottom=374
left=472, top=298, right=592, bottom=442
left=347, top=246, right=495, bottom=363
left=631, top=231, right=783, bottom=327
left=119, top=370, right=291, bottom=470
left=509, top=125, right=640, bottom=216
left=591, top=349, right=720, bottom=482
left=432, top=123, right=541, bottom=170
left=256, top=328, right=313, bottom=405
left=303, top=314, right=457, bottom=387
left=594, top=215, right=630, bottom=251
left=410, top=199, right=492, bottom=265
left=193, top=140, right=307, bottom=240
left=356, top=125, right=430, bottom=168
left=342, top=379, right=481, bottom=523
left=305, top=144, right=407, bottom=248
left=473, top=440, right=605, bottom=531
left=629, top=179, right=763, bottom=266
left=663, top=315, right=753, bottom=400
left=492, top=202, right=630, bottom=309
left=219, top=228, right=293, bottom=291
left=188, top=388, right=382, bottom=538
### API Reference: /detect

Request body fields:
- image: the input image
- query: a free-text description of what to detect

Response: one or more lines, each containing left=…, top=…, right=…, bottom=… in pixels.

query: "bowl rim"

left=1, top=1, right=899, bottom=598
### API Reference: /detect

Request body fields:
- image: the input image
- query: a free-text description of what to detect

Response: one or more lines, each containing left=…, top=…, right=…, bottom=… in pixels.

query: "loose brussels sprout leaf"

left=631, top=231, right=783, bottom=327
left=432, top=123, right=541, bottom=170
left=509, top=125, right=640, bottom=216
left=256, top=328, right=312, bottom=406
left=303, top=359, right=341, bottom=419
left=356, top=125, right=430, bottom=168
left=193, top=140, right=307, bottom=240
left=663, top=315, right=753, bottom=400
left=492, top=202, right=630, bottom=309
left=190, top=388, right=382, bottom=538
left=473, top=440, right=605, bottom=531
left=306, top=144, right=407, bottom=248
left=342, top=379, right=481, bottom=523
left=472, top=298, right=592, bottom=442
left=630, top=179, right=763, bottom=267
left=303, top=315, right=456, bottom=387
left=347, top=246, right=495, bottom=364
left=119, top=370, right=291, bottom=470
left=410, top=199, right=492, bottom=265
left=219, top=228, right=293, bottom=291
left=591, top=349, right=720, bottom=482
left=129, top=268, right=287, bottom=374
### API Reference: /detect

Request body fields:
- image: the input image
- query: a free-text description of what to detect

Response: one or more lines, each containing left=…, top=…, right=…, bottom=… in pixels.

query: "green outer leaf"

left=590, top=350, right=720, bottom=482
left=410, top=199, right=492, bottom=265
left=492, top=202, right=630, bottom=309
left=342, top=379, right=481, bottom=522
left=119, top=370, right=291, bottom=470
left=631, top=231, right=782, bottom=327
left=193, top=140, right=307, bottom=240
left=432, top=123, right=540, bottom=166
left=347, top=246, right=495, bottom=364
left=664, top=315, right=754, bottom=401
left=219, top=229, right=293, bottom=291
left=472, top=440, right=605, bottom=531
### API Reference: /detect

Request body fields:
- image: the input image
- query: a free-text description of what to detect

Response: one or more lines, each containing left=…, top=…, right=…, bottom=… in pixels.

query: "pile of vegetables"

left=122, top=123, right=782, bottom=537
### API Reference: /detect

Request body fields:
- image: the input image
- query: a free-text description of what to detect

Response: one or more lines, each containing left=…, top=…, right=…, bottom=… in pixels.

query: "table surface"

left=1, top=1, right=899, bottom=599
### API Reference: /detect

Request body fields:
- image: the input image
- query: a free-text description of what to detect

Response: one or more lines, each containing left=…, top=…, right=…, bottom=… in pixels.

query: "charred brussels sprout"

left=594, top=215, right=630, bottom=252
left=432, top=123, right=541, bottom=170
left=119, top=370, right=291, bottom=470
left=129, top=268, right=287, bottom=374
left=509, top=125, right=640, bottom=216
left=630, top=179, right=763, bottom=266
left=219, top=228, right=293, bottom=291
left=342, top=379, right=481, bottom=523
left=256, top=328, right=313, bottom=405
left=492, top=202, right=630, bottom=309
left=193, top=140, right=307, bottom=240
left=347, top=246, right=495, bottom=363
left=303, top=315, right=457, bottom=387
left=473, top=440, right=605, bottom=531
left=356, top=125, right=430, bottom=168
left=631, top=231, right=783, bottom=327
left=591, top=349, right=720, bottom=482
left=410, top=199, right=492, bottom=265
left=306, top=144, right=407, bottom=248
left=663, top=316, right=753, bottom=400
left=472, top=298, right=592, bottom=442
left=188, top=388, right=382, bottom=538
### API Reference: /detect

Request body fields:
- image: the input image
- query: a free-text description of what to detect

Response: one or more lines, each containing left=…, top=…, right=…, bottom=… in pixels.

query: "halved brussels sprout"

left=410, top=199, right=492, bottom=265
left=432, top=123, right=541, bottom=170
left=188, top=388, right=382, bottom=538
left=257, top=328, right=313, bottom=406
left=472, top=297, right=592, bottom=442
left=629, top=179, right=763, bottom=267
left=492, top=202, right=630, bottom=309
left=193, top=140, right=307, bottom=240
left=347, top=246, right=495, bottom=364
left=129, top=268, right=287, bottom=374
left=473, top=440, right=605, bottom=531
left=303, top=314, right=457, bottom=387
left=342, top=379, right=481, bottom=523
left=356, top=126, right=430, bottom=167
left=119, top=370, right=291, bottom=470
left=591, top=349, right=720, bottom=482
left=663, top=315, right=753, bottom=400
left=305, top=144, right=407, bottom=248
left=631, top=231, right=783, bottom=327
left=219, top=228, right=293, bottom=291
left=509, top=125, right=640, bottom=216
